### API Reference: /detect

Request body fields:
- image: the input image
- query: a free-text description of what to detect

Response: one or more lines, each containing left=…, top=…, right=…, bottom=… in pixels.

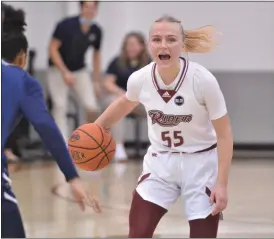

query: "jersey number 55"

left=161, top=131, right=184, bottom=148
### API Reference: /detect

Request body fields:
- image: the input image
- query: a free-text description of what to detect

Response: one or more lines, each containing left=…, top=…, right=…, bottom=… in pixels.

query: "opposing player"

left=95, top=15, right=233, bottom=238
left=1, top=4, right=101, bottom=238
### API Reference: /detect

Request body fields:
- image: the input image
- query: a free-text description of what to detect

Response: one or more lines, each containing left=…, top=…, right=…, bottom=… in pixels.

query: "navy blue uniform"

left=1, top=61, right=79, bottom=238
left=48, top=16, right=102, bottom=72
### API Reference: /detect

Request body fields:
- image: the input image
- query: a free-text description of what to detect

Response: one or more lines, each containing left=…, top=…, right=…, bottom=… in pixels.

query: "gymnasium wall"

left=6, top=1, right=274, bottom=145
left=7, top=1, right=274, bottom=72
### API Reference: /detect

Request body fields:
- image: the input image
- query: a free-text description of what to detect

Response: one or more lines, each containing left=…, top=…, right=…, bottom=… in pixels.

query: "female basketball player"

left=2, top=4, right=101, bottom=238
left=95, top=15, right=233, bottom=238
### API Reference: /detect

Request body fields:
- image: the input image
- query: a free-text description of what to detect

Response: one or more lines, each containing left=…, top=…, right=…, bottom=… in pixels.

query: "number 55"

left=161, top=131, right=184, bottom=148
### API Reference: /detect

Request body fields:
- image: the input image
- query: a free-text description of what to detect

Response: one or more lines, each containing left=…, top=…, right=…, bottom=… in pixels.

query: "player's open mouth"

left=158, top=54, right=171, bottom=60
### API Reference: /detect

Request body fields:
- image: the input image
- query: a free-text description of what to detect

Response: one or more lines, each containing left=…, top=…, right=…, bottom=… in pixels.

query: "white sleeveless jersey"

left=126, top=57, right=227, bottom=153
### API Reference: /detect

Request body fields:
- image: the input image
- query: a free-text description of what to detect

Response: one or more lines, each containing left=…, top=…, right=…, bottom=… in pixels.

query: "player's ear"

left=17, top=51, right=27, bottom=69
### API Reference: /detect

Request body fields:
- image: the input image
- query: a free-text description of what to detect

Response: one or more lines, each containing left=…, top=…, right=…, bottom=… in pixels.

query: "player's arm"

left=196, top=70, right=233, bottom=187
left=48, top=22, right=69, bottom=75
left=91, top=27, right=103, bottom=97
left=19, top=75, right=78, bottom=182
left=18, top=76, right=102, bottom=212
left=95, top=71, right=141, bottom=129
left=92, top=27, right=102, bottom=84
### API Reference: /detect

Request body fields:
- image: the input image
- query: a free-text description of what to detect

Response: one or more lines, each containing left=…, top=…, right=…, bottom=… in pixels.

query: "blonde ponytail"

left=183, top=25, right=221, bottom=53
left=154, top=15, right=222, bottom=54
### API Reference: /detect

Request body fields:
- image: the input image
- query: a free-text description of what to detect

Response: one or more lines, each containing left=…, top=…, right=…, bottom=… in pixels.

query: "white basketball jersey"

left=127, top=58, right=224, bottom=153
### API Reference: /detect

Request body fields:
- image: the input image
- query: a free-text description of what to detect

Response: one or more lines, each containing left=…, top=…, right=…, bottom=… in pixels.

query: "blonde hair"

left=154, top=15, right=221, bottom=53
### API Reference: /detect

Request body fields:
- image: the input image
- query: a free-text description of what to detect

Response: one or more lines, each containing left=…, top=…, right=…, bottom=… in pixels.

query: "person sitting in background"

left=48, top=1, right=102, bottom=143
left=103, top=32, right=151, bottom=162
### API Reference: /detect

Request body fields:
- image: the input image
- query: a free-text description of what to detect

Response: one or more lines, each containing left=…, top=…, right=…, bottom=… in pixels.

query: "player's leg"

left=181, top=148, right=220, bottom=238
left=73, top=69, right=100, bottom=123
left=128, top=152, right=181, bottom=238
left=1, top=206, right=26, bottom=238
left=129, top=189, right=167, bottom=238
left=47, top=67, right=69, bottom=142
left=189, top=209, right=220, bottom=238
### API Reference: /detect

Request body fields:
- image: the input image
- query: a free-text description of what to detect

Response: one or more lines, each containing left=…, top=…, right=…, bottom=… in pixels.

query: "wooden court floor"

left=8, top=157, right=274, bottom=238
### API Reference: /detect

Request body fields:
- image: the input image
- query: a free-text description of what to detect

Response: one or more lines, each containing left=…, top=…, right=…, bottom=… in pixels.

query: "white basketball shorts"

left=136, top=146, right=218, bottom=221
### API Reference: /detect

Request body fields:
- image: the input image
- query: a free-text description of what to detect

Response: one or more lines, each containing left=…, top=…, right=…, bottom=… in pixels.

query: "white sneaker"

left=113, top=144, right=128, bottom=162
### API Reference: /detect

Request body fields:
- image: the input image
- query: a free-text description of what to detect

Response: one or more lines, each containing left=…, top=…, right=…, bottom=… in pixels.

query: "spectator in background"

left=103, top=32, right=151, bottom=162
left=47, top=1, right=102, bottom=142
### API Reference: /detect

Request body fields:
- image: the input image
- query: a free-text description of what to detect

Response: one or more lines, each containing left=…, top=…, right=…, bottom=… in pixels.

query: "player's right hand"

left=210, top=183, right=228, bottom=216
left=69, top=177, right=101, bottom=213
left=63, top=71, right=75, bottom=88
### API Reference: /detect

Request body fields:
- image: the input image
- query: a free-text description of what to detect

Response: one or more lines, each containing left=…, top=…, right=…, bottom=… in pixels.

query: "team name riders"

left=148, top=110, right=192, bottom=127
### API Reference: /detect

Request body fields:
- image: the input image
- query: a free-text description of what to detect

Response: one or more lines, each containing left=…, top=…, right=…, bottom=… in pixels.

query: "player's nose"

left=160, top=40, right=168, bottom=48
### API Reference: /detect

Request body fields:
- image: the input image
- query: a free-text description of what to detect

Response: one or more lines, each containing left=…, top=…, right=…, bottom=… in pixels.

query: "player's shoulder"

left=2, top=64, right=27, bottom=82
left=189, top=60, right=217, bottom=83
left=24, top=72, right=43, bottom=90
left=3, top=65, right=42, bottom=89
left=129, top=61, right=154, bottom=81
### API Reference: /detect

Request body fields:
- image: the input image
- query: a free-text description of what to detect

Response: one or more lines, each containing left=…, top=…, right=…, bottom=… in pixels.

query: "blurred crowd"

left=5, top=1, right=151, bottom=163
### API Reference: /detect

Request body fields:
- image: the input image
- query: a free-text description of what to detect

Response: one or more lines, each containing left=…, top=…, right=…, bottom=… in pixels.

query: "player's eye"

left=152, top=38, right=161, bottom=43
left=167, top=38, right=176, bottom=43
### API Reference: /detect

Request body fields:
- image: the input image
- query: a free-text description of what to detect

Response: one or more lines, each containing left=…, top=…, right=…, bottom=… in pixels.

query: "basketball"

left=68, top=123, right=116, bottom=171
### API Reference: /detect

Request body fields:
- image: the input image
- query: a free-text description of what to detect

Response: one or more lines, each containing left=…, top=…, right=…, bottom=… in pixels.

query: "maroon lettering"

left=148, top=110, right=192, bottom=127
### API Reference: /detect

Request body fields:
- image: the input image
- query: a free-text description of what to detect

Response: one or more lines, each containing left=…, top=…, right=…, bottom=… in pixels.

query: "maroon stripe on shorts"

left=137, top=173, right=151, bottom=185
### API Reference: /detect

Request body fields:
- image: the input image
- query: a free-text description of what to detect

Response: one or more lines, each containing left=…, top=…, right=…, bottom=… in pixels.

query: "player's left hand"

left=69, top=178, right=101, bottom=213
left=210, top=183, right=228, bottom=216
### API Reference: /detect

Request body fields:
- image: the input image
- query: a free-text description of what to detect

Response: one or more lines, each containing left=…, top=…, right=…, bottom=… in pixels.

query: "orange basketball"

left=68, top=123, right=116, bottom=171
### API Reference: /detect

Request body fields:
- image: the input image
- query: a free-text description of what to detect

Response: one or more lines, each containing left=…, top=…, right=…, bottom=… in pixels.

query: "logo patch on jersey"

left=174, top=95, right=184, bottom=106
left=162, top=91, right=170, bottom=97
left=148, top=110, right=192, bottom=127
left=157, top=89, right=176, bottom=103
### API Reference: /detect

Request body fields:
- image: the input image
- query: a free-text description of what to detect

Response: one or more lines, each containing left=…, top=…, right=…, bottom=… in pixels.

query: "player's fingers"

left=211, top=194, right=221, bottom=215
left=77, top=199, right=85, bottom=211
left=219, top=198, right=227, bottom=211
left=92, top=197, right=102, bottom=213
left=212, top=203, right=221, bottom=216
left=210, top=191, right=215, bottom=205
left=87, top=193, right=101, bottom=213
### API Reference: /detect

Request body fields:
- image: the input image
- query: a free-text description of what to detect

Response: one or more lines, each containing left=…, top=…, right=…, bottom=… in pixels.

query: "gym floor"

left=8, top=157, right=274, bottom=238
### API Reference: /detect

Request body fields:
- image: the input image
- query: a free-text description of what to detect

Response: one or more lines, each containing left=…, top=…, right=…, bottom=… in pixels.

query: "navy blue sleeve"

left=93, top=27, right=102, bottom=51
left=52, top=21, right=66, bottom=42
left=106, top=57, right=118, bottom=75
left=19, top=75, right=79, bottom=182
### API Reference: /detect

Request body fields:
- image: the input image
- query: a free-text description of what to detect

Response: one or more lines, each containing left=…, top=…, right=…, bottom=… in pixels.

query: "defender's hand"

left=69, top=178, right=101, bottom=213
